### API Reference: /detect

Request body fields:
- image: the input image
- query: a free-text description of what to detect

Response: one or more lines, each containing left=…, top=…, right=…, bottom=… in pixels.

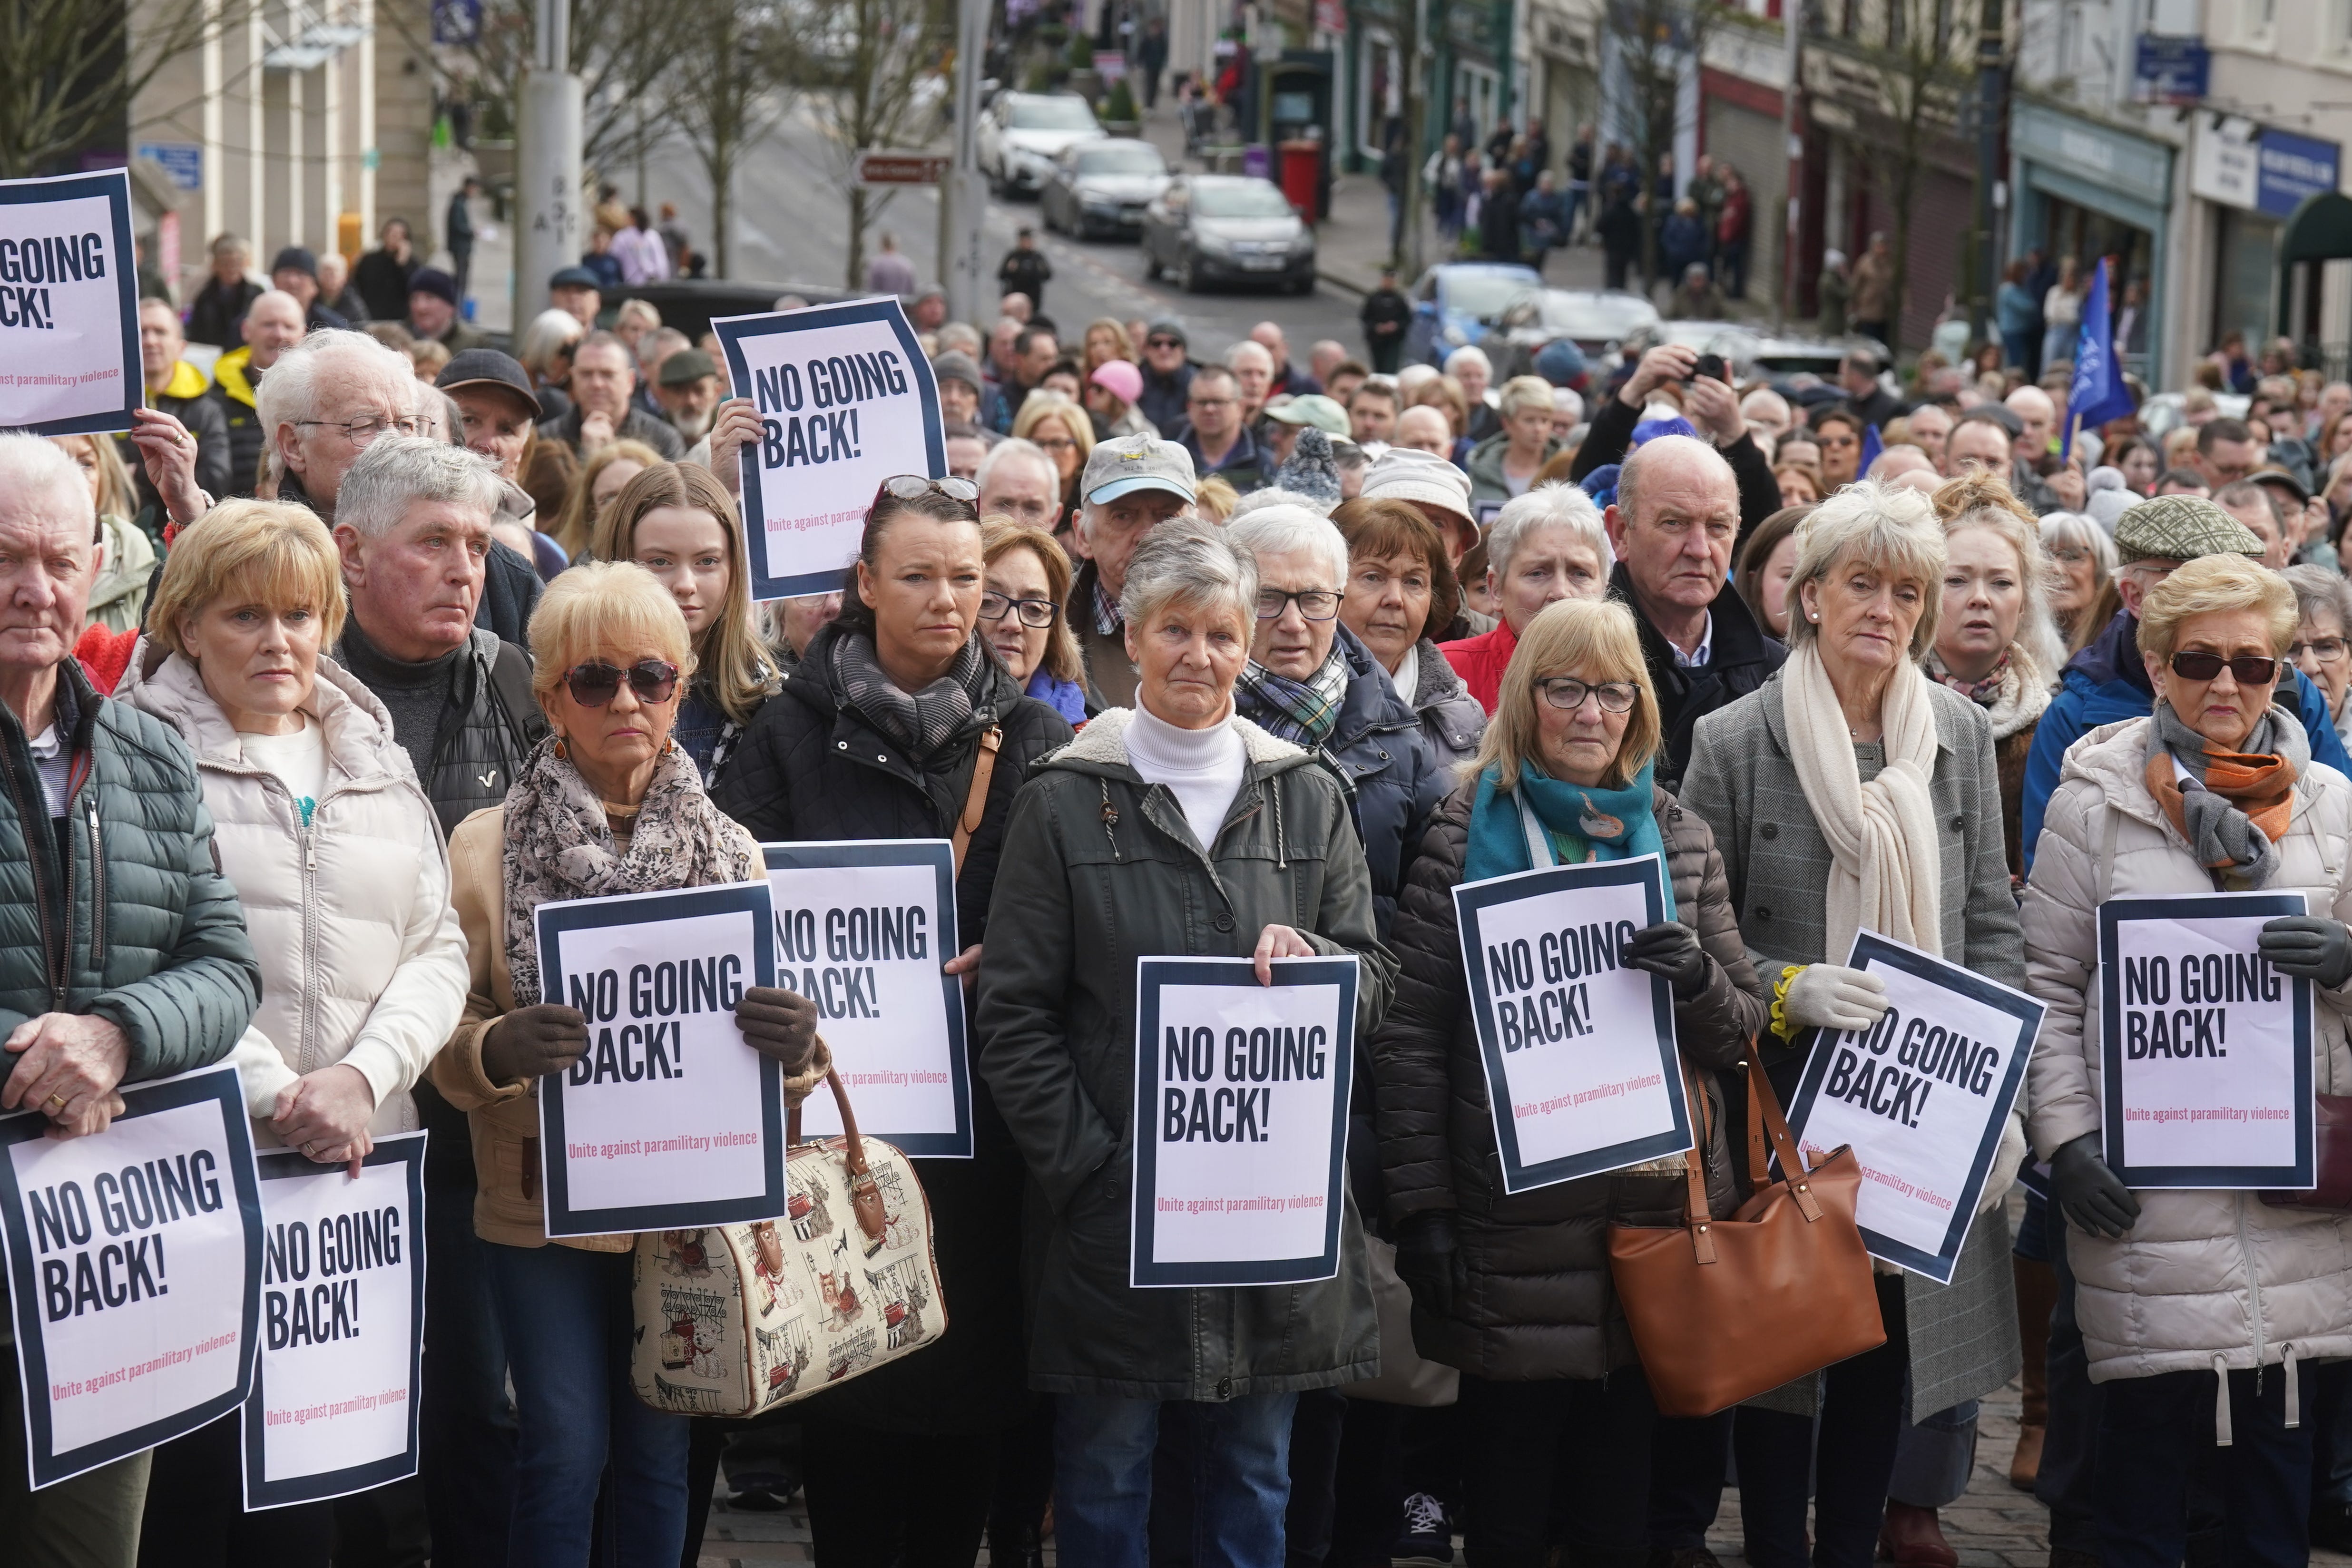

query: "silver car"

left=978, top=93, right=1105, bottom=198
left=1140, top=175, right=1315, bottom=295
left=1041, top=140, right=1175, bottom=239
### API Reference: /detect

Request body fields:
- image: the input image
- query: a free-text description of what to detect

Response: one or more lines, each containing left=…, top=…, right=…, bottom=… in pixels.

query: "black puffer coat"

left=711, top=622, right=1072, bottom=1434
left=1372, top=777, right=1766, bottom=1381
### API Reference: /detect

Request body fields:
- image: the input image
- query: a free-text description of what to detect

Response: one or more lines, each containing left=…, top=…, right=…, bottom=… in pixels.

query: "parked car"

left=1042, top=140, right=1175, bottom=239
left=1401, top=261, right=1545, bottom=366
left=1494, top=287, right=1661, bottom=357
left=1140, top=175, right=1316, bottom=294
left=978, top=93, right=1105, bottom=198
left=1633, top=321, right=1857, bottom=382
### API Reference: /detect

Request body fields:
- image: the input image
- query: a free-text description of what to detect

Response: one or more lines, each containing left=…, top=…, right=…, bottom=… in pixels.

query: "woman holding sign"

left=713, top=476, right=1075, bottom=1563
left=431, top=563, right=827, bottom=1568
left=1373, top=595, right=1767, bottom=1568
left=978, top=516, right=1396, bottom=1567
left=1680, top=480, right=2026, bottom=1568
left=2021, top=549, right=2352, bottom=1568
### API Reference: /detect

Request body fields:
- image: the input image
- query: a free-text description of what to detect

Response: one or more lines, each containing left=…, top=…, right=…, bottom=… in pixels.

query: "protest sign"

left=242, top=1134, right=426, bottom=1509
left=762, top=841, right=971, bottom=1157
left=536, top=880, right=787, bottom=1236
left=1451, top=854, right=1688, bottom=1194
left=2099, top=892, right=2314, bottom=1189
left=1130, top=956, right=1358, bottom=1288
left=0, top=1063, right=262, bottom=1489
left=0, top=169, right=139, bottom=436
left=1786, top=932, right=2044, bottom=1283
left=712, top=296, right=945, bottom=602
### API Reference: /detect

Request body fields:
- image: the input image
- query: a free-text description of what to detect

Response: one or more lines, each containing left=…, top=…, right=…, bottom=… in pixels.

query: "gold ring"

left=45, top=1093, right=66, bottom=1111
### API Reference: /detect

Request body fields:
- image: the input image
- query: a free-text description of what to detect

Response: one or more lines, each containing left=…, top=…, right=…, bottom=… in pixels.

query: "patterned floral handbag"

left=630, top=1065, right=947, bottom=1417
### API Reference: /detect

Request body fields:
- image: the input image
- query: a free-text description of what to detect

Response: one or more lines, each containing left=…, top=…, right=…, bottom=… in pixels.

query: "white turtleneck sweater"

left=1124, top=702, right=1247, bottom=851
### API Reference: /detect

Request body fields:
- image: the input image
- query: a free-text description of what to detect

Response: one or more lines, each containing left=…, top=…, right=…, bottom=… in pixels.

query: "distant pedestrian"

left=1716, top=170, right=1752, bottom=299
left=1817, top=247, right=1852, bottom=338
left=1566, top=125, right=1595, bottom=244
left=1138, top=17, right=1168, bottom=108
left=1598, top=189, right=1641, bottom=292
left=1479, top=168, right=1522, bottom=264
left=271, top=247, right=351, bottom=332
left=1851, top=230, right=1896, bottom=346
left=609, top=206, right=671, bottom=287
left=1361, top=265, right=1412, bottom=375
left=1520, top=170, right=1569, bottom=274
left=658, top=203, right=691, bottom=274
left=354, top=218, right=418, bottom=323
left=186, top=232, right=265, bottom=348
left=998, top=228, right=1053, bottom=314
left=866, top=231, right=919, bottom=296
left=446, top=177, right=480, bottom=305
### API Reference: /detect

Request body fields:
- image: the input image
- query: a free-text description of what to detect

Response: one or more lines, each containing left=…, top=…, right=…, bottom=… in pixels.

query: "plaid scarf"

left=1235, top=647, right=1349, bottom=746
left=1926, top=647, right=2011, bottom=706
left=1091, top=574, right=1123, bottom=637
left=828, top=629, right=990, bottom=766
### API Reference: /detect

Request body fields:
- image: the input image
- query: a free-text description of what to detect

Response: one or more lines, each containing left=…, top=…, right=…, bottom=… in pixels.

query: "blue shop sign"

left=135, top=144, right=201, bottom=192
left=2134, top=34, right=2209, bottom=105
left=2258, top=129, right=2339, bottom=219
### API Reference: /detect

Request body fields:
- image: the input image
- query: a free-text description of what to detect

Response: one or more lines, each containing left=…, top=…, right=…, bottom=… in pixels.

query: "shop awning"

left=2281, top=191, right=2352, bottom=265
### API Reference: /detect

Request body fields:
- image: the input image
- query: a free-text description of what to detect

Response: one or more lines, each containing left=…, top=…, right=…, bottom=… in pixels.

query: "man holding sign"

left=2024, top=553, right=2352, bottom=1567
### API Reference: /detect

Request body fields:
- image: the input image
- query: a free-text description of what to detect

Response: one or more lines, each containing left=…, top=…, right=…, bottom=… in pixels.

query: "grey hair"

left=936, top=322, right=983, bottom=356
left=1118, top=514, right=1257, bottom=636
left=1443, top=344, right=1492, bottom=377
left=0, top=432, right=96, bottom=541
left=1488, top=482, right=1609, bottom=583
left=1786, top=478, right=1950, bottom=659
left=255, top=328, right=416, bottom=441
left=1230, top=486, right=1334, bottom=523
left=2036, top=510, right=2117, bottom=579
left=1941, top=499, right=2066, bottom=681
left=516, top=309, right=585, bottom=379
left=333, top=436, right=505, bottom=540
left=977, top=436, right=1058, bottom=498
left=1226, top=503, right=1350, bottom=587
left=1225, top=339, right=1273, bottom=372
left=2283, top=562, right=2352, bottom=640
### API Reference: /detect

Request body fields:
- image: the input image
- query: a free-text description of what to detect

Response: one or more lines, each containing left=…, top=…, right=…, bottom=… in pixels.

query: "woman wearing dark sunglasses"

left=430, top=562, right=826, bottom=1568
left=711, top=473, right=1075, bottom=1566
left=2022, top=551, right=2352, bottom=1568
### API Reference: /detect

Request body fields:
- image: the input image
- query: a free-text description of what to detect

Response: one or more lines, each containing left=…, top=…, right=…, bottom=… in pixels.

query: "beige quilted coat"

left=2022, top=715, right=2352, bottom=1385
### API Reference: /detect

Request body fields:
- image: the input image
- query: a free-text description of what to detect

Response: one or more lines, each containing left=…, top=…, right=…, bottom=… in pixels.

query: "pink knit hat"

left=1089, top=359, right=1144, bottom=404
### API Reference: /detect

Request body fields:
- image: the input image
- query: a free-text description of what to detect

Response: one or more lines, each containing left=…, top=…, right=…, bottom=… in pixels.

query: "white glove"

left=1781, top=963, right=1889, bottom=1032
left=1978, top=1111, right=2029, bottom=1215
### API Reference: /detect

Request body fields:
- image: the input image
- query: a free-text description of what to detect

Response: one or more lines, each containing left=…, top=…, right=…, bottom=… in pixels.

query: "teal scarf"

left=1463, top=758, right=1676, bottom=919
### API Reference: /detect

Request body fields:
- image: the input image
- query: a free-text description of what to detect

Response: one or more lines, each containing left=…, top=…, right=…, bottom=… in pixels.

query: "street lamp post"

left=515, top=0, right=584, bottom=329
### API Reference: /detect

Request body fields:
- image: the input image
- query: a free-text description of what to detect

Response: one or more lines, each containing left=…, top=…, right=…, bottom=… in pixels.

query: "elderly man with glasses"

left=1066, top=434, right=1198, bottom=708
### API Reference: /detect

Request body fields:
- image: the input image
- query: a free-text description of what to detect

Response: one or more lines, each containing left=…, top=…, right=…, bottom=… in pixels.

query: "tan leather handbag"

left=1607, top=1054, right=1884, bottom=1418
left=631, top=1066, right=946, bottom=1417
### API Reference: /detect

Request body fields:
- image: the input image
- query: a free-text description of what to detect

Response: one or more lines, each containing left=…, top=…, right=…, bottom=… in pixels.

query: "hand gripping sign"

left=1130, top=956, right=1359, bottom=1288
left=713, top=296, right=946, bottom=602
left=1785, top=932, right=2044, bottom=1283
left=762, top=841, right=973, bottom=1158
left=0, top=169, right=139, bottom=436
left=0, top=1064, right=263, bottom=1489
left=242, top=1133, right=427, bottom=1509
left=535, top=880, right=788, bottom=1237
left=1451, top=854, right=1690, bottom=1194
left=2098, top=891, right=2315, bottom=1190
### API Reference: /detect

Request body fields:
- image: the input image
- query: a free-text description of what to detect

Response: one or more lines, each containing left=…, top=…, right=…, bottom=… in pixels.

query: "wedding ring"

left=45, top=1093, right=66, bottom=1111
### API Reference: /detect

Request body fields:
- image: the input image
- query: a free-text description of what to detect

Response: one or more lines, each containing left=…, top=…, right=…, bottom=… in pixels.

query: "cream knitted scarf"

left=1783, top=642, right=1945, bottom=961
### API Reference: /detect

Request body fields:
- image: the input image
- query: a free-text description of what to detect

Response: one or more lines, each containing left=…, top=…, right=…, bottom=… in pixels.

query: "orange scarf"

left=2144, top=745, right=2295, bottom=874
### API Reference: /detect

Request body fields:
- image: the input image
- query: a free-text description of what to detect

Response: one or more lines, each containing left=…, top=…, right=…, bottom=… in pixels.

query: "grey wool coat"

left=1679, top=671, right=2025, bottom=1418
left=976, top=709, right=1398, bottom=1401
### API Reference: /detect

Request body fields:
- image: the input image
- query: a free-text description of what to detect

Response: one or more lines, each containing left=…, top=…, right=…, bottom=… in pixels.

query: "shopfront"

left=2192, top=111, right=2342, bottom=361
left=2011, top=101, right=2175, bottom=380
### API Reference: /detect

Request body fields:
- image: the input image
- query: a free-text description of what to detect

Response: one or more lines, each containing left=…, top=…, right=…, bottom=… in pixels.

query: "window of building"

left=2242, top=0, right=2279, bottom=48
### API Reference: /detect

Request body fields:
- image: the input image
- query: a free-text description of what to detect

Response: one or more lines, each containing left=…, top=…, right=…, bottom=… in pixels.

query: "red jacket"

left=1439, top=618, right=1517, bottom=715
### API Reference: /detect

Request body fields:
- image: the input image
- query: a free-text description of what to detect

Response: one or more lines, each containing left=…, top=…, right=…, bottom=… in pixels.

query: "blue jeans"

left=484, top=1242, right=690, bottom=1568
left=1057, top=1392, right=1297, bottom=1568
left=2096, top=1365, right=2311, bottom=1568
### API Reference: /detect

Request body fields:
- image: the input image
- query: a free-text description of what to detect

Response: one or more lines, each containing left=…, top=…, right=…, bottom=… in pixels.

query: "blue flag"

left=2066, top=259, right=2135, bottom=457
left=1858, top=421, right=1884, bottom=476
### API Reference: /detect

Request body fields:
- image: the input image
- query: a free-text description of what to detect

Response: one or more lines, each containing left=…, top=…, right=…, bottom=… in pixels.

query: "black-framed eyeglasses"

left=1537, top=676, right=1640, bottom=714
left=980, top=591, right=1057, bottom=628
left=2292, top=637, right=2348, bottom=666
left=874, top=474, right=980, bottom=508
left=2168, top=650, right=2280, bottom=686
left=562, top=658, right=680, bottom=708
left=296, top=414, right=428, bottom=443
left=1256, top=588, right=1343, bottom=621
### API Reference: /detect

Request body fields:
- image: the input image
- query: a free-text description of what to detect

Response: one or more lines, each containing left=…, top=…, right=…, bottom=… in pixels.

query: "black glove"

left=1622, top=922, right=1709, bottom=1000
left=2049, top=1131, right=2140, bottom=1239
left=735, top=986, right=821, bottom=1074
left=480, top=1004, right=590, bottom=1085
left=2259, top=916, right=2352, bottom=989
left=1392, top=1211, right=1463, bottom=1319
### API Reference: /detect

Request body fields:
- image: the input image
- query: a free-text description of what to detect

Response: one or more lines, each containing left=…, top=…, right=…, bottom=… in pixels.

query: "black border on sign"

left=0, top=168, right=142, bottom=436
left=1451, top=855, right=1689, bottom=1195
left=2098, top=892, right=2315, bottom=1189
left=240, top=1133, right=429, bottom=1510
left=712, top=295, right=946, bottom=602
left=1130, top=955, right=1359, bottom=1288
left=1785, top=931, right=2044, bottom=1284
left=0, top=1063, right=263, bottom=1490
left=760, top=840, right=972, bottom=1158
left=536, top=880, right=785, bottom=1236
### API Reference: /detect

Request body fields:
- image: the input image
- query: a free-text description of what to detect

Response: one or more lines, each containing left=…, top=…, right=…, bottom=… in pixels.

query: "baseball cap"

left=2112, top=494, right=2265, bottom=565
left=407, top=266, right=459, bottom=306
left=549, top=265, right=602, bottom=292
left=1264, top=394, right=1350, bottom=438
left=1089, top=359, right=1144, bottom=404
left=1083, top=434, right=1196, bottom=505
left=437, top=350, right=544, bottom=418
left=1361, top=447, right=1474, bottom=523
left=2249, top=465, right=2312, bottom=506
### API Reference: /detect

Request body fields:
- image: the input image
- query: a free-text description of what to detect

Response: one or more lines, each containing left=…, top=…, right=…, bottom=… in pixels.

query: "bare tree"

left=1848, top=0, right=1975, bottom=355
left=0, top=0, right=257, bottom=179
left=803, top=0, right=952, bottom=291
left=1606, top=0, right=1729, bottom=291
left=666, top=0, right=806, bottom=278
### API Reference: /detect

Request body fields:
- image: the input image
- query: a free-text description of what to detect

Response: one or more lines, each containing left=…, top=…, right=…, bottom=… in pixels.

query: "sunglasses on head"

left=2168, top=650, right=2280, bottom=685
left=875, top=474, right=980, bottom=508
left=563, top=658, right=680, bottom=708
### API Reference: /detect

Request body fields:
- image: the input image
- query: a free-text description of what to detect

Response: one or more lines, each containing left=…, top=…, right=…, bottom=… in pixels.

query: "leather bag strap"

left=785, top=1061, right=888, bottom=1244
left=1747, top=1053, right=1825, bottom=1221
left=951, top=726, right=1004, bottom=881
left=1679, top=1062, right=1717, bottom=1264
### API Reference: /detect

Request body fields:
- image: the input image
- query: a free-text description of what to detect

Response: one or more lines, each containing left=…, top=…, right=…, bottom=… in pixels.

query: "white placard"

left=0, top=170, right=139, bottom=435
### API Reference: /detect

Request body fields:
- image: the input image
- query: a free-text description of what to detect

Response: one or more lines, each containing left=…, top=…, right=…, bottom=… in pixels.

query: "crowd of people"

left=10, top=207, right=2352, bottom=1568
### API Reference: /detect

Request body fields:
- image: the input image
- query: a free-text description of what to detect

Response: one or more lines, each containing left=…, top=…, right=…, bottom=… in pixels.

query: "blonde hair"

left=1470, top=597, right=1661, bottom=791
left=528, top=561, right=696, bottom=711
left=980, top=515, right=1081, bottom=684
left=1194, top=475, right=1240, bottom=523
left=1082, top=317, right=1134, bottom=370
left=588, top=461, right=777, bottom=725
left=2137, top=553, right=2297, bottom=663
left=1497, top=374, right=1555, bottom=421
left=55, top=433, right=135, bottom=524
left=1930, top=469, right=2065, bottom=677
left=1011, top=392, right=1096, bottom=470
left=149, top=500, right=346, bottom=657
left=1786, top=478, right=1950, bottom=661
left=549, top=438, right=663, bottom=561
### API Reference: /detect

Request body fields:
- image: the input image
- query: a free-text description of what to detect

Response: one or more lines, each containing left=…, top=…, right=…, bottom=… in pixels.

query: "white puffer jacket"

left=121, top=648, right=470, bottom=1140
left=2022, top=716, right=2352, bottom=1390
